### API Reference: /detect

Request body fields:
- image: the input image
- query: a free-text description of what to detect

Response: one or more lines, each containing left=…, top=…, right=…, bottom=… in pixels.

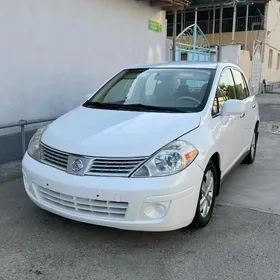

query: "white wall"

left=0, top=0, right=166, bottom=127
left=220, top=44, right=252, bottom=81
left=220, top=45, right=241, bottom=65
left=262, top=0, right=280, bottom=82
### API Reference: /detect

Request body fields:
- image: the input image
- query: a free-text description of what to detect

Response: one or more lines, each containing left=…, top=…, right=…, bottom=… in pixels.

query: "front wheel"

left=192, top=161, right=218, bottom=228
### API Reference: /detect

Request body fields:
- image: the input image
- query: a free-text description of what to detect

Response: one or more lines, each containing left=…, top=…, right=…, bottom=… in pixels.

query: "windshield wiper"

left=121, top=103, right=186, bottom=113
left=83, top=101, right=186, bottom=113
left=83, top=101, right=124, bottom=109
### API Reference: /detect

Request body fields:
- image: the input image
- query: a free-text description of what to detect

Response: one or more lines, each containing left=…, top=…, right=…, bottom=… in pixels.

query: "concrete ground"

left=1, top=94, right=280, bottom=280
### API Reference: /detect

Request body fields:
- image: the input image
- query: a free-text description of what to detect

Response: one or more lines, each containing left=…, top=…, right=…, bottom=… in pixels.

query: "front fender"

left=179, top=123, right=222, bottom=172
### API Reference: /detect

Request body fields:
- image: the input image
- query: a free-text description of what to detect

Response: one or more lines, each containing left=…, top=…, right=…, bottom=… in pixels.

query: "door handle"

left=240, top=113, right=245, bottom=118
left=252, top=104, right=256, bottom=108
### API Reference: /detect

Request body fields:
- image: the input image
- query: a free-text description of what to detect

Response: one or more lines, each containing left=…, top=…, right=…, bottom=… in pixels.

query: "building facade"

left=0, top=0, right=173, bottom=163
left=0, top=0, right=167, bottom=127
left=167, top=0, right=280, bottom=88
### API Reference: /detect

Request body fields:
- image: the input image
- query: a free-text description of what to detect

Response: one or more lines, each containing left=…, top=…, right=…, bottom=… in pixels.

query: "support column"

left=208, top=9, right=211, bottom=34
left=212, top=6, right=216, bottom=45
left=218, top=6, right=223, bottom=62
left=181, top=11, right=184, bottom=32
left=245, top=4, right=249, bottom=50
left=172, top=10, right=177, bottom=61
left=193, top=7, right=198, bottom=49
left=232, top=3, right=237, bottom=44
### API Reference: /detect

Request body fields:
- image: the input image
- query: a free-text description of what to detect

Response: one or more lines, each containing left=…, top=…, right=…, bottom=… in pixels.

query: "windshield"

left=85, top=68, right=215, bottom=113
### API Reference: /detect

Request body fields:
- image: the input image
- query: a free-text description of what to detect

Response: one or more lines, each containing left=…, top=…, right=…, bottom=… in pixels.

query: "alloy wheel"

left=199, top=170, right=214, bottom=218
left=251, top=132, right=256, bottom=158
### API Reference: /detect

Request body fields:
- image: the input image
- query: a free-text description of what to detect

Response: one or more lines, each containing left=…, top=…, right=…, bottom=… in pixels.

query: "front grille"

left=41, top=143, right=69, bottom=171
left=86, top=158, right=146, bottom=176
left=36, top=186, right=128, bottom=219
left=40, top=143, right=147, bottom=177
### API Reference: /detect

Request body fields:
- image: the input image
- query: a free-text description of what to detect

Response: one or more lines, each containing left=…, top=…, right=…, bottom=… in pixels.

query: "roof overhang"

left=137, top=0, right=189, bottom=11
left=139, top=0, right=269, bottom=12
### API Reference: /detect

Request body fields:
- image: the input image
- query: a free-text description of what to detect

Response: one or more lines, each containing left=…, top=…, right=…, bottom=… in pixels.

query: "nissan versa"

left=22, top=62, right=260, bottom=231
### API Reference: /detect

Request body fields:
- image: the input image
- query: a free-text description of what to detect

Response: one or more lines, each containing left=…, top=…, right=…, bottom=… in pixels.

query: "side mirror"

left=221, top=99, right=246, bottom=116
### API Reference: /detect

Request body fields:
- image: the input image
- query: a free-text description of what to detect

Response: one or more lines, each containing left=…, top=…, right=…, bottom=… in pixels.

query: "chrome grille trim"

left=41, top=143, right=69, bottom=171
left=86, top=158, right=147, bottom=176
left=40, top=142, right=147, bottom=177
left=36, top=186, right=129, bottom=219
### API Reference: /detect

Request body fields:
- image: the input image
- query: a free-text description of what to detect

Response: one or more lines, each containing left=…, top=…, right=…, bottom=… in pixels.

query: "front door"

left=231, top=69, right=255, bottom=152
left=212, top=68, right=243, bottom=175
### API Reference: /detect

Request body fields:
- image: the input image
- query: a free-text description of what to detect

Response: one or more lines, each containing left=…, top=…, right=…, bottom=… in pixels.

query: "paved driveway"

left=217, top=94, right=280, bottom=215
left=1, top=94, right=280, bottom=280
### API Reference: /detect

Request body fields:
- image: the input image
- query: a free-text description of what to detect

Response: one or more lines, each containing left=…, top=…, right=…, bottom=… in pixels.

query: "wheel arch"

left=255, top=120, right=259, bottom=139
left=209, top=152, right=221, bottom=196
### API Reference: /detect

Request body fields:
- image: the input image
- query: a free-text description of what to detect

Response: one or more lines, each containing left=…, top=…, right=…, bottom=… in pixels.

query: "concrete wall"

left=220, top=44, right=252, bottom=81
left=0, top=0, right=166, bottom=128
left=261, top=0, right=280, bottom=82
left=168, top=30, right=266, bottom=54
left=220, top=45, right=241, bottom=64
left=205, top=30, right=266, bottom=54
left=239, top=50, right=252, bottom=82
left=0, top=0, right=167, bottom=163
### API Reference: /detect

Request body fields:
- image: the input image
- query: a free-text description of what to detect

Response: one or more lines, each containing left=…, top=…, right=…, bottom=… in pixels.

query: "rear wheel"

left=192, top=161, right=217, bottom=228
left=243, top=128, right=258, bottom=164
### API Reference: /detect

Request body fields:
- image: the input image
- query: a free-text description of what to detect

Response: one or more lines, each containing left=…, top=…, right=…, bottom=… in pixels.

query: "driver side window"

left=212, top=68, right=236, bottom=116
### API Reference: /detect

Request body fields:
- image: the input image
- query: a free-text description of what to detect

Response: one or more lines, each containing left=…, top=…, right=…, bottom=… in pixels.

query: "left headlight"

left=131, top=140, right=198, bottom=178
left=27, top=126, right=48, bottom=161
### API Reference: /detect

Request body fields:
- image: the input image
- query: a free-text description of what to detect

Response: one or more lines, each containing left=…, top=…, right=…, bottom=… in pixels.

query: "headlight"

left=27, top=126, right=47, bottom=161
left=131, top=140, right=198, bottom=177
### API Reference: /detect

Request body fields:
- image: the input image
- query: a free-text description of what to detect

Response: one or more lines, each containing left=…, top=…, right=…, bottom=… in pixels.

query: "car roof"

left=127, top=61, right=238, bottom=70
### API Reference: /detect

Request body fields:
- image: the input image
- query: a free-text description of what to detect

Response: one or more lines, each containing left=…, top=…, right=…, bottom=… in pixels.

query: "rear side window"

left=232, top=69, right=250, bottom=100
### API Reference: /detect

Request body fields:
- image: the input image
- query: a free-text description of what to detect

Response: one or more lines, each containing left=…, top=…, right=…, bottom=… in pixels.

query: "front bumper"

left=22, top=153, right=204, bottom=232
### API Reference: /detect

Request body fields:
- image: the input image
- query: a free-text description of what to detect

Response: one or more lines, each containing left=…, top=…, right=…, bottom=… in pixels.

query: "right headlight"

left=27, top=126, right=47, bottom=161
left=131, top=140, right=198, bottom=178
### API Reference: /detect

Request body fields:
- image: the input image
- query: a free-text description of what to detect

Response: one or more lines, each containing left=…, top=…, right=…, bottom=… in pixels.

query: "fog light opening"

left=144, top=203, right=168, bottom=219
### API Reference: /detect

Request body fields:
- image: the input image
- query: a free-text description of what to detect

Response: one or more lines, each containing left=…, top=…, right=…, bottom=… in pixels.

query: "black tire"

left=243, top=127, right=258, bottom=164
left=192, top=161, right=218, bottom=229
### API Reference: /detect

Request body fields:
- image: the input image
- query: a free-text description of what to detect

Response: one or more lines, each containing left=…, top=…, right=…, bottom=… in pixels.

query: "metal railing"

left=264, top=82, right=280, bottom=93
left=167, top=15, right=263, bottom=36
left=0, top=117, right=58, bottom=157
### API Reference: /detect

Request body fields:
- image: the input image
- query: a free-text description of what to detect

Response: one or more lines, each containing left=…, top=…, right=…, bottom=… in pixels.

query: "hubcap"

left=251, top=132, right=256, bottom=158
left=200, top=170, right=214, bottom=218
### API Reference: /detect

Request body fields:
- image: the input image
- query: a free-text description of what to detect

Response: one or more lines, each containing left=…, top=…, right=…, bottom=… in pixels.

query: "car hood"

left=41, top=106, right=201, bottom=157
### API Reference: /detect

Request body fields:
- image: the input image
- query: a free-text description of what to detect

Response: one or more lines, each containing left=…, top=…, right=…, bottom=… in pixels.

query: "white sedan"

left=22, top=62, right=260, bottom=231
